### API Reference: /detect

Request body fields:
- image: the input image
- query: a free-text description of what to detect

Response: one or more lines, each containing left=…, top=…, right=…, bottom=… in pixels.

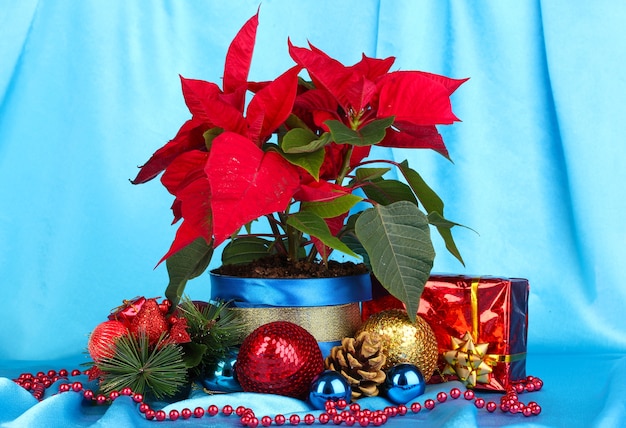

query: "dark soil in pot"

left=213, top=254, right=368, bottom=278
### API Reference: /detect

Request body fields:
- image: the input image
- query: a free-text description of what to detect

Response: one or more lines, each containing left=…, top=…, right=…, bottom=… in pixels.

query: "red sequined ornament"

left=235, top=321, right=324, bottom=399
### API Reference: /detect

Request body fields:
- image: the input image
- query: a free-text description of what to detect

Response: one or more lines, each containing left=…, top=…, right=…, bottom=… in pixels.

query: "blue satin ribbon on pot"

left=209, top=273, right=372, bottom=307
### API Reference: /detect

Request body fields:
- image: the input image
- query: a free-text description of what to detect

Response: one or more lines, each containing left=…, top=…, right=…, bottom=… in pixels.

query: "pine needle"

left=177, top=297, right=246, bottom=378
left=97, top=332, right=187, bottom=399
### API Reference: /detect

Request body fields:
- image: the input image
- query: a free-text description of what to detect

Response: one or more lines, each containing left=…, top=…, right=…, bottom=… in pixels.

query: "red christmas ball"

left=235, top=321, right=324, bottom=399
left=88, top=320, right=128, bottom=362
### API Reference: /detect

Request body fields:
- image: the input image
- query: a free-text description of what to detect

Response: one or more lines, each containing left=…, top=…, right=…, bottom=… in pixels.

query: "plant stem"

left=266, top=214, right=287, bottom=255
left=306, top=246, right=319, bottom=263
left=287, top=223, right=301, bottom=261
left=336, top=145, right=354, bottom=187
left=277, top=212, right=301, bottom=261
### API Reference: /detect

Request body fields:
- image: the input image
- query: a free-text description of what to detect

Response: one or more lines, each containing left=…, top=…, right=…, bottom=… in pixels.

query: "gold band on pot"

left=229, top=302, right=362, bottom=343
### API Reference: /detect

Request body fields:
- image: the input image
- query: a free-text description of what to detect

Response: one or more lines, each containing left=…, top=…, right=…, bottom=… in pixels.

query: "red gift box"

left=362, top=274, right=529, bottom=391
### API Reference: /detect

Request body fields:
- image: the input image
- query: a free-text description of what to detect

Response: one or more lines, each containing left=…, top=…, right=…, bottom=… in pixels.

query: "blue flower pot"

left=209, top=272, right=372, bottom=356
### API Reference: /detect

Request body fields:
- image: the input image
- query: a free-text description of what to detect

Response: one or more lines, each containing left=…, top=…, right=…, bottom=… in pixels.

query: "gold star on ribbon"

left=442, top=332, right=493, bottom=388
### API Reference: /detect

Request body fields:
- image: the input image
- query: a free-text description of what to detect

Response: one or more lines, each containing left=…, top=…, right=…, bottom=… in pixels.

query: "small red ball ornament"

left=87, top=320, right=128, bottom=362
left=235, top=321, right=324, bottom=399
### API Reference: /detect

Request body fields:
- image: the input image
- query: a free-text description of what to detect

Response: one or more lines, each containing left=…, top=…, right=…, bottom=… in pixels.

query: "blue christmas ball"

left=308, top=370, right=352, bottom=409
left=383, top=363, right=426, bottom=404
left=200, top=351, right=243, bottom=393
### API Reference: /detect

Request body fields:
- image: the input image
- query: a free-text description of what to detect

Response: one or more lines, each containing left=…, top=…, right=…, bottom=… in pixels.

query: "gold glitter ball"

left=357, top=309, right=438, bottom=381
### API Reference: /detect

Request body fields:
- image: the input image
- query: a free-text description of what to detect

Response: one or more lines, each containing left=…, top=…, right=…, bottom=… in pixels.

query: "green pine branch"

left=177, top=298, right=246, bottom=378
left=97, top=332, right=188, bottom=400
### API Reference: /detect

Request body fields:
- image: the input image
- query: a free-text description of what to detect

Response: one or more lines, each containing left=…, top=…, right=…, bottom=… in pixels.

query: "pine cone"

left=325, top=331, right=387, bottom=399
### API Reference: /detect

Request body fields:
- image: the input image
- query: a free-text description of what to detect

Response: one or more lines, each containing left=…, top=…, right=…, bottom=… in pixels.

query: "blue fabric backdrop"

left=1, top=1, right=625, bottom=426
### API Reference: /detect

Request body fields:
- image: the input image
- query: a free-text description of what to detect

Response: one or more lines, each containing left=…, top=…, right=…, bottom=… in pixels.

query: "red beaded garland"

left=12, top=366, right=543, bottom=425
left=424, top=399, right=436, bottom=410
left=155, top=410, right=166, bottom=421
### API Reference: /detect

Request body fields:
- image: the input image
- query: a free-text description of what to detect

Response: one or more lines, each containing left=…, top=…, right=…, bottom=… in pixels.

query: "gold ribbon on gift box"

left=442, top=278, right=526, bottom=388
left=229, top=302, right=362, bottom=343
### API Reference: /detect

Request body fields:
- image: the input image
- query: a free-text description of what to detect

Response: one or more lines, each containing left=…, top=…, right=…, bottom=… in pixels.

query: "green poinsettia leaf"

left=355, top=201, right=434, bottom=322
left=325, top=116, right=395, bottom=146
left=282, top=128, right=332, bottom=153
left=300, top=194, right=362, bottom=218
left=287, top=211, right=357, bottom=257
left=284, top=112, right=313, bottom=131
left=354, top=167, right=392, bottom=182
left=203, top=127, right=223, bottom=150
left=398, top=160, right=444, bottom=215
left=399, top=160, right=466, bottom=265
left=426, top=211, right=469, bottom=230
left=341, top=231, right=371, bottom=270
left=361, top=178, right=418, bottom=206
left=278, top=128, right=328, bottom=179
left=165, top=238, right=214, bottom=307
left=279, top=147, right=325, bottom=180
left=221, top=237, right=272, bottom=265
left=427, top=211, right=477, bottom=266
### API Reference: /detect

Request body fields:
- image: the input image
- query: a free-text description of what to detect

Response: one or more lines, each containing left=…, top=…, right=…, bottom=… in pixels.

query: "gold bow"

left=442, top=331, right=494, bottom=387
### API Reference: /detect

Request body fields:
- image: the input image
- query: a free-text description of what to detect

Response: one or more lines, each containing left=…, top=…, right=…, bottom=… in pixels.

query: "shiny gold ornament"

left=357, top=309, right=438, bottom=381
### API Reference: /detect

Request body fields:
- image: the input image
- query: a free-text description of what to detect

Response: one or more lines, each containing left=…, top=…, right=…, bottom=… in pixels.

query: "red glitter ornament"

left=235, top=321, right=324, bottom=399
left=129, top=299, right=169, bottom=345
left=167, top=317, right=191, bottom=344
left=87, top=320, right=128, bottom=362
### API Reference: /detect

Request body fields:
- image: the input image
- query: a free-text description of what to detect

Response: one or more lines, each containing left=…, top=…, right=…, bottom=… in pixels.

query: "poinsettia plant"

left=132, top=11, right=467, bottom=320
